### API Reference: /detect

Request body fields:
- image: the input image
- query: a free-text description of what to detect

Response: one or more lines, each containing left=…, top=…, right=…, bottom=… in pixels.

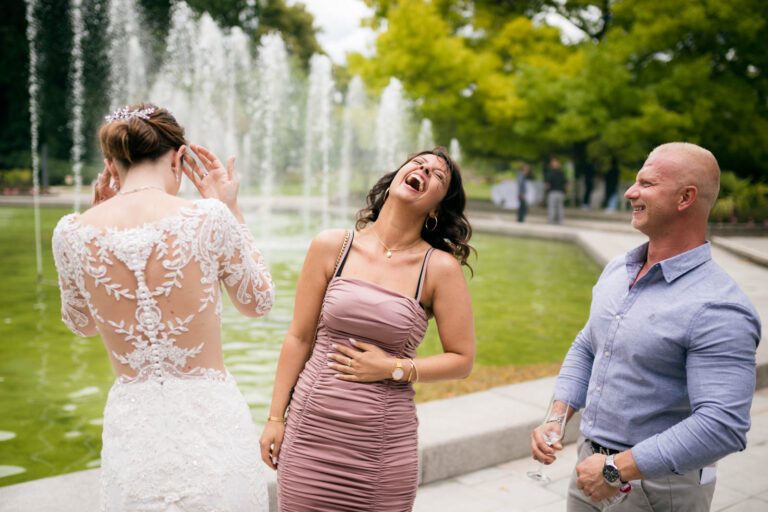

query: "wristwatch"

left=391, top=359, right=405, bottom=381
left=602, top=454, right=623, bottom=487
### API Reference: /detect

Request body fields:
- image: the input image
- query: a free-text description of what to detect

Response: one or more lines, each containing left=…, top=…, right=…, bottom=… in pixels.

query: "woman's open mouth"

left=404, top=173, right=425, bottom=192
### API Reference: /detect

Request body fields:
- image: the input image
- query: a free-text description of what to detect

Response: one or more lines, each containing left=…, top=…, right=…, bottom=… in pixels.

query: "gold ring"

left=347, top=358, right=352, bottom=367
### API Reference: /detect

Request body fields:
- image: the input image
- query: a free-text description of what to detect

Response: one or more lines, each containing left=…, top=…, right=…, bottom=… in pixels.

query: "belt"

left=589, top=439, right=621, bottom=456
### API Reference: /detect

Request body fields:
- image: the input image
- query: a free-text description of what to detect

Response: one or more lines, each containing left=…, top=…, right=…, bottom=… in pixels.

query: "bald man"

left=531, top=143, right=761, bottom=510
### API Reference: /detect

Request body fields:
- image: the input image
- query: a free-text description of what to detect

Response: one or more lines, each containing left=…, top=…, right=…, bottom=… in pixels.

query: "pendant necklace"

left=372, top=229, right=422, bottom=259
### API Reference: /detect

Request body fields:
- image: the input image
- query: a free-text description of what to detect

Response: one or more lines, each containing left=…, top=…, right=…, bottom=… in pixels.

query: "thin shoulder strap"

left=334, top=230, right=355, bottom=277
left=414, top=248, right=435, bottom=302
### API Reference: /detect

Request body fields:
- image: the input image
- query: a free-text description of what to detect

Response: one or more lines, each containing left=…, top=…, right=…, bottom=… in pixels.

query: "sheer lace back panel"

left=52, top=198, right=274, bottom=383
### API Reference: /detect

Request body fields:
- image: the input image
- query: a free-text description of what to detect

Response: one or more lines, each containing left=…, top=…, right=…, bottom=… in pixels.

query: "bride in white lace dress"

left=52, top=104, right=273, bottom=511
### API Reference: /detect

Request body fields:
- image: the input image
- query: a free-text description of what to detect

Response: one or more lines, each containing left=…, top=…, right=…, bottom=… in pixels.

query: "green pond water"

left=0, top=205, right=600, bottom=486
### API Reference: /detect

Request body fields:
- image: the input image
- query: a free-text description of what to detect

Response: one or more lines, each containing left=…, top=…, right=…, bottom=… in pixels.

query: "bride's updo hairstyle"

left=99, top=103, right=186, bottom=168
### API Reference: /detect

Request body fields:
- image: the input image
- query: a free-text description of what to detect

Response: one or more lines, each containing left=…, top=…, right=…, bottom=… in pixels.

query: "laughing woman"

left=260, top=148, right=476, bottom=511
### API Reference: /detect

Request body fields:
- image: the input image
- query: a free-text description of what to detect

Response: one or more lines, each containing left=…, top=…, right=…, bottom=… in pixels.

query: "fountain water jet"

left=302, top=55, right=335, bottom=228
left=69, top=0, right=86, bottom=212
left=25, top=0, right=43, bottom=279
left=339, top=76, right=367, bottom=220
left=450, top=138, right=462, bottom=163
left=107, top=0, right=149, bottom=107
left=252, top=33, right=291, bottom=239
left=375, top=78, right=407, bottom=174
left=417, top=118, right=434, bottom=150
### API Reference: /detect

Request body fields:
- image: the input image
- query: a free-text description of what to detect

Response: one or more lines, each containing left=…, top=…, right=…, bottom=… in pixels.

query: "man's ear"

left=678, top=185, right=698, bottom=212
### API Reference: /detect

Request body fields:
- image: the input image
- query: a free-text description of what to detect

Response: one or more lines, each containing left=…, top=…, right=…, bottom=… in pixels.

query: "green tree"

left=356, top=0, right=768, bottom=185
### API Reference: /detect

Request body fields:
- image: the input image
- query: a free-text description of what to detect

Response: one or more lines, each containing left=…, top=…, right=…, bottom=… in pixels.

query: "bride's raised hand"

left=182, top=143, right=240, bottom=211
left=93, top=160, right=118, bottom=205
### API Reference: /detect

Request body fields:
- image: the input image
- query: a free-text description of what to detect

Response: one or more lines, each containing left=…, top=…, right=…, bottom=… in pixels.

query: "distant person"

left=260, top=148, right=476, bottom=511
left=545, top=157, right=566, bottom=224
left=517, top=162, right=531, bottom=223
left=52, top=103, right=273, bottom=510
left=530, top=142, right=761, bottom=510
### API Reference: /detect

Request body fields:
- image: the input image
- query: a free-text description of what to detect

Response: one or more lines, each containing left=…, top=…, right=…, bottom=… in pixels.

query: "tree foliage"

left=353, top=0, right=768, bottom=182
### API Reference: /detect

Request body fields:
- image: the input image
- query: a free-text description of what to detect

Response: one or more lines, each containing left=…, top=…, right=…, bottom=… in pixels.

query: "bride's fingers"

left=185, top=156, right=208, bottom=180
left=182, top=161, right=203, bottom=190
left=226, top=156, right=236, bottom=180
left=191, top=144, right=220, bottom=170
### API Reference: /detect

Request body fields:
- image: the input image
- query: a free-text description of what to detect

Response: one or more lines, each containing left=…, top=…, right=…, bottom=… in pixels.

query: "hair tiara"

left=104, top=105, right=156, bottom=123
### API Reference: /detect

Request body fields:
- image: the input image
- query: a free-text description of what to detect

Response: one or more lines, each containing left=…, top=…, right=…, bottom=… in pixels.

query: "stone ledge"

left=0, top=376, right=572, bottom=512
left=711, top=236, right=768, bottom=269
left=2, top=370, right=765, bottom=511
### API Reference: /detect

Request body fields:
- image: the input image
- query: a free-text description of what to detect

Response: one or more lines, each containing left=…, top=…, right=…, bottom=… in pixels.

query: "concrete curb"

left=712, top=236, right=768, bottom=269
left=0, top=376, right=575, bottom=512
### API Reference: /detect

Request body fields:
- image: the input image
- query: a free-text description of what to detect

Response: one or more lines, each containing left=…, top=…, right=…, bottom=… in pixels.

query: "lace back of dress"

left=53, top=200, right=275, bottom=384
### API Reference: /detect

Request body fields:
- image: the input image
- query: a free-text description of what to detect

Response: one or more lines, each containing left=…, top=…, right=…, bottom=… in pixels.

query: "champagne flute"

left=527, top=397, right=571, bottom=483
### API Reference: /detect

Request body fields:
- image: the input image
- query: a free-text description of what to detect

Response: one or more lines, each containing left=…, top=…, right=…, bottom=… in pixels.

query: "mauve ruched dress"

left=277, top=231, right=434, bottom=512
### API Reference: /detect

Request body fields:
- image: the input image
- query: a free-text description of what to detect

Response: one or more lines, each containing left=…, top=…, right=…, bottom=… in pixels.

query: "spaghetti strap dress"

left=277, top=230, right=434, bottom=512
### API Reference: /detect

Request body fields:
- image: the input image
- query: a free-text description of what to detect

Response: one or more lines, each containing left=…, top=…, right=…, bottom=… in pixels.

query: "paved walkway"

left=415, top=388, right=768, bottom=512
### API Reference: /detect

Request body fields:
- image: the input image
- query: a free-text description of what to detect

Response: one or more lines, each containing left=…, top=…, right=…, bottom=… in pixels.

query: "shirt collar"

left=626, top=241, right=712, bottom=283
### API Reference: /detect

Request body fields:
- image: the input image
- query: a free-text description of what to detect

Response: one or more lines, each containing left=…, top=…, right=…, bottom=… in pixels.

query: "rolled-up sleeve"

left=632, top=302, right=761, bottom=478
left=554, top=321, right=595, bottom=410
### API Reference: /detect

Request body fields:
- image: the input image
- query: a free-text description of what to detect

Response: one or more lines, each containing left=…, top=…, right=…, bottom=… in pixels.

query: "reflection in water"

left=0, top=466, right=26, bottom=479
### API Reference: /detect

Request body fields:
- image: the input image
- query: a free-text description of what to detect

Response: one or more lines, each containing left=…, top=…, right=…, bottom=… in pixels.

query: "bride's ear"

left=172, top=145, right=186, bottom=174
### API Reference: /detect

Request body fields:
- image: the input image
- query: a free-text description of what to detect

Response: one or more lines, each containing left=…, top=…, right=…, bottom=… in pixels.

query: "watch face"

left=603, top=464, right=620, bottom=483
left=392, top=368, right=405, bottom=380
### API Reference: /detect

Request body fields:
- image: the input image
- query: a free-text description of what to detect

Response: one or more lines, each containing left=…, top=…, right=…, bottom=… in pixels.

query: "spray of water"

left=450, top=137, right=462, bottom=164
left=375, top=78, right=407, bottom=174
left=302, top=55, right=335, bottom=228
left=252, top=33, right=291, bottom=237
left=25, top=0, right=43, bottom=279
left=339, top=76, right=367, bottom=219
left=417, top=118, right=434, bottom=150
left=107, top=0, right=149, bottom=107
left=69, top=0, right=86, bottom=212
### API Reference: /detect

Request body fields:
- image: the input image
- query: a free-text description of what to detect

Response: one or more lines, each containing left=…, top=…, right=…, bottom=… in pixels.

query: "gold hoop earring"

left=425, top=215, right=438, bottom=232
left=383, top=188, right=390, bottom=201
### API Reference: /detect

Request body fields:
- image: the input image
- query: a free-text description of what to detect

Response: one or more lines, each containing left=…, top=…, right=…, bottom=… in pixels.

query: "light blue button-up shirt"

left=554, top=242, right=761, bottom=479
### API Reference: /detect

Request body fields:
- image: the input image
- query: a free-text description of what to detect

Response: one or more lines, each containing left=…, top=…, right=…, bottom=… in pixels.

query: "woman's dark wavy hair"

left=355, top=147, right=474, bottom=273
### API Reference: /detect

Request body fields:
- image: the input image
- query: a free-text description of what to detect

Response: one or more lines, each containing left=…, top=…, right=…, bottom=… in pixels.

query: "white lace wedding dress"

left=53, top=198, right=273, bottom=512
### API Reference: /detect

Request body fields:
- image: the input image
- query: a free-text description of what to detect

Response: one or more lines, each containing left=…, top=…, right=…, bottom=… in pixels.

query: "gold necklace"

left=117, top=185, right=164, bottom=195
left=371, top=228, right=422, bottom=259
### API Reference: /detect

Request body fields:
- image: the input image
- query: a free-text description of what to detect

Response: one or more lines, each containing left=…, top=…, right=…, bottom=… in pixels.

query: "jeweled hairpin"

left=104, top=106, right=156, bottom=123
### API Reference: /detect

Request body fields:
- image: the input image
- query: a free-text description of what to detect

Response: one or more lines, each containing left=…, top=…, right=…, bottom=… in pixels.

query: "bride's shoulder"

left=52, top=212, right=81, bottom=238
left=192, top=198, right=231, bottom=218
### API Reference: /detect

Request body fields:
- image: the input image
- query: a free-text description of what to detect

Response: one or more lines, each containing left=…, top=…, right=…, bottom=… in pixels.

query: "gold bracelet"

left=267, top=415, right=286, bottom=423
left=412, top=359, right=419, bottom=382
left=406, top=358, right=417, bottom=382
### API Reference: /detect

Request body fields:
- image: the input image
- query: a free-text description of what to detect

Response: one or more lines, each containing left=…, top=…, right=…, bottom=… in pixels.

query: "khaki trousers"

left=567, top=438, right=716, bottom=511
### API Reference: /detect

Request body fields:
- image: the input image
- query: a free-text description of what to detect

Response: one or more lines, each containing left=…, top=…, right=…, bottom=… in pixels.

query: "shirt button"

left=604, top=351, right=610, bottom=357
left=588, top=420, right=594, bottom=426
left=596, top=386, right=601, bottom=392
left=615, top=314, right=622, bottom=321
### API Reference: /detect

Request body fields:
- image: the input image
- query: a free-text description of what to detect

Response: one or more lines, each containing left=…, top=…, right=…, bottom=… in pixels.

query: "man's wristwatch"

left=602, top=454, right=623, bottom=488
left=391, top=359, right=405, bottom=381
